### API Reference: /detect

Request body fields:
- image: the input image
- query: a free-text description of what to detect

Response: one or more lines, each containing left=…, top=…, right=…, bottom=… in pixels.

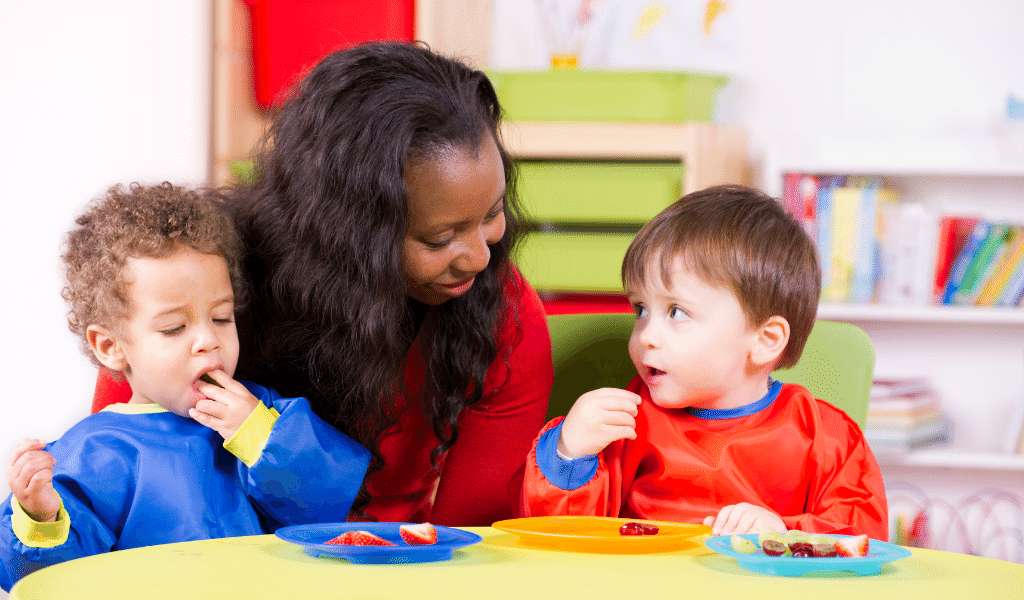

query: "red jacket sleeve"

left=518, top=417, right=627, bottom=518
left=430, top=272, right=553, bottom=526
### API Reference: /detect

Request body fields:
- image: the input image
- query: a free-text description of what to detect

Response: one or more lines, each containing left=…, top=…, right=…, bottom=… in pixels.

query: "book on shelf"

left=974, top=225, right=1024, bottom=306
left=866, top=377, right=948, bottom=454
left=865, top=418, right=949, bottom=454
left=779, top=171, right=1024, bottom=309
left=871, top=377, right=932, bottom=397
left=933, top=215, right=980, bottom=301
left=941, top=220, right=992, bottom=304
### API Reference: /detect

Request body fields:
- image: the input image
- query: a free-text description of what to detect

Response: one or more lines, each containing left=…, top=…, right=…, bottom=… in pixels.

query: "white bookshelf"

left=817, top=303, right=1024, bottom=325
left=765, top=150, right=1024, bottom=470
left=876, top=449, right=1024, bottom=472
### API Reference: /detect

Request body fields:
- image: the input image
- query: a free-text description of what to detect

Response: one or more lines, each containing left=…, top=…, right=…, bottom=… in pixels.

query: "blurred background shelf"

left=817, top=303, right=1024, bottom=324
left=877, top=449, right=1024, bottom=472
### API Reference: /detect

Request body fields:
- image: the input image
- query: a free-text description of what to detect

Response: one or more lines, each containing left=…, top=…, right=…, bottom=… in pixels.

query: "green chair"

left=545, top=314, right=875, bottom=429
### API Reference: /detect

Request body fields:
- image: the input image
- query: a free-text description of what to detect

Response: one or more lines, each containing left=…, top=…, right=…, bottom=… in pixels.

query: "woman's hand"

left=557, top=388, right=642, bottom=459
left=7, top=438, right=60, bottom=523
left=189, top=370, right=260, bottom=440
left=703, top=502, right=787, bottom=535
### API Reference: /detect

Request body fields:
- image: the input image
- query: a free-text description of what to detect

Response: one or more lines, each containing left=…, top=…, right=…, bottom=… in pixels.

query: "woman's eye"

left=423, top=237, right=452, bottom=249
left=213, top=317, right=234, bottom=325
left=161, top=326, right=184, bottom=336
left=486, top=204, right=505, bottom=220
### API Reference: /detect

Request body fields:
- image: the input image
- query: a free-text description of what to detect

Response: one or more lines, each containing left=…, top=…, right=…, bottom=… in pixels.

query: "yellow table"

left=10, top=528, right=1024, bottom=599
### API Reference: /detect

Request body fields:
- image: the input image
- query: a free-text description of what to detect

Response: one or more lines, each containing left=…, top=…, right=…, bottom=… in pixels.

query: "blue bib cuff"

left=536, top=422, right=600, bottom=490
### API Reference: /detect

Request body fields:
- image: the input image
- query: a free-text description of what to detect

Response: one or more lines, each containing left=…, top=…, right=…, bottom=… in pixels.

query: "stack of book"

left=865, top=378, right=949, bottom=454
left=781, top=172, right=1024, bottom=308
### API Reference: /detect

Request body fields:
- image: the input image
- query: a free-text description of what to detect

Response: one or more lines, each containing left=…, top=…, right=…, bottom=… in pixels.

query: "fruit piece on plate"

left=757, top=528, right=784, bottom=546
left=730, top=535, right=758, bottom=554
left=835, top=534, right=870, bottom=557
left=324, top=530, right=396, bottom=546
left=761, top=539, right=789, bottom=556
left=399, top=522, right=438, bottom=545
left=758, top=529, right=790, bottom=556
left=809, top=534, right=839, bottom=557
left=618, top=521, right=658, bottom=535
left=785, top=529, right=813, bottom=557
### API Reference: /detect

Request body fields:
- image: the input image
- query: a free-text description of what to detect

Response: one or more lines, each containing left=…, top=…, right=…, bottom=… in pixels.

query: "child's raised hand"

left=557, top=388, right=642, bottom=459
left=189, top=370, right=260, bottom=440
left=703, top=502, right=787, bottom=536
left=7, top=438, right=60, bottom=523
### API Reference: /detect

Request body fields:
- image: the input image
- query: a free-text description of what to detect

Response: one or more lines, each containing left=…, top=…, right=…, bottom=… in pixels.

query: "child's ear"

left=750, top=315, right=790, bottom=368
left=87, top=325, right=128, bottom=372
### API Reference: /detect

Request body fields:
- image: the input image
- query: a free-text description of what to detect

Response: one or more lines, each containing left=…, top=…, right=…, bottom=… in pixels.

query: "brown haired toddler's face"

left=626, top=257, right=768, bottom=412
left=95, top=246, right=239, bottom=417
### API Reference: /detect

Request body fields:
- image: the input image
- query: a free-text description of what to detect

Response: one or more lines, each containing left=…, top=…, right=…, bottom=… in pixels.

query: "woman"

left=222, top=41, right=552, bottom=525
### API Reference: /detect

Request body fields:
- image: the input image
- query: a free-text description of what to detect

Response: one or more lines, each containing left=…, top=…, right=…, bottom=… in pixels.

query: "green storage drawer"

left=517, top=231, right=636, bottom=292
left=518, top=161, right=682, bottom=224
left=488, top=70, right=728, bottom=122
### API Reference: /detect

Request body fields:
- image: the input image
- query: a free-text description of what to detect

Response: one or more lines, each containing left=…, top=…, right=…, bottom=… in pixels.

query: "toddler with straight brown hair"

left=519, top=184, right=888, bottom=540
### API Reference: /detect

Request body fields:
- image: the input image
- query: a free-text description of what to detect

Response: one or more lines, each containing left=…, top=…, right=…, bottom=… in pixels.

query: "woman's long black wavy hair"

left=221, top=41, right=525, bottom=516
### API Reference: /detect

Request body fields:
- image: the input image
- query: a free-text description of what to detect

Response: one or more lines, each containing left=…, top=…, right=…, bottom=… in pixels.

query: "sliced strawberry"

left=324, top=530, right=396, bottom=546
left=834, top=534, right=869, bottom=557
left=399, top=522, right=438, bottom=545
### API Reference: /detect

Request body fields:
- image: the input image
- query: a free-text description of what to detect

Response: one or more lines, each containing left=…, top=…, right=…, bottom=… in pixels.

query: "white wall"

left=493, top=0, right=1024, bottom=173
left=0, top=1, right=211, bottom=497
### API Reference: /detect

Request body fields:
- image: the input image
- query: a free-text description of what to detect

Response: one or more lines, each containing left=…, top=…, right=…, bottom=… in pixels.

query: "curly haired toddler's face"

left=89, top=246, right=239, bottom=417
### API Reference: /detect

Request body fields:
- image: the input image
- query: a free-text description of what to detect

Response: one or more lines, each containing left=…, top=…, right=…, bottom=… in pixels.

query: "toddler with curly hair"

left=1, top=183, right=370, bottom=591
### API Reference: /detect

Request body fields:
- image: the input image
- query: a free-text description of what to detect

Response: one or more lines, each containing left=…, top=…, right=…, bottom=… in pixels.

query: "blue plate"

left=275, top=522, right=483, bottom=564
left=704, top=534, right=912, bottom=577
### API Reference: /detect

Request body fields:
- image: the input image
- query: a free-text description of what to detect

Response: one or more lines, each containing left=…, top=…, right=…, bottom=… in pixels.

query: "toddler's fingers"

left=192, top=398, right=227, bottom=420
left=189, top=407, right=218, bottom=428
left=601, top=411, right=636, bottom=430
left=710, top=505, right=736, bottom=535
left=25, top=465, right=54, bottom=495
left=9, top=439, right=47, bottom=466
left=10, top=452, right=55, bottom=491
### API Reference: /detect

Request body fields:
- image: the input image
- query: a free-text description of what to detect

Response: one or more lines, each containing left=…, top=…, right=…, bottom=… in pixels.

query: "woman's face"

left=402, top=137, right=507, bottom=305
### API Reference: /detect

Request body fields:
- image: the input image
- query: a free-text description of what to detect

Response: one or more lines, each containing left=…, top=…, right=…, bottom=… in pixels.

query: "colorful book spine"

left=799, top=174, right=818, bottom=242
left=851, top=183, right=880, bottom=304
left=997, top=256, right=1024, bottom=307
left=974, top=225, right=1024, bottom=306
left=828, top=186, right=860, bottom=301
left=933, top=215, right=979, bottom=302
left=951, top=223, right=1011, bottom=305
left=941, top=221, right=991, bottom=305
left=816, top=177, right=843, bottom=298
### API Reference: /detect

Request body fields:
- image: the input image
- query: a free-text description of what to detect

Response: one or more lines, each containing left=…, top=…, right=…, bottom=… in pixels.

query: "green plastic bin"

left=488, top=70, right=728, bottom=122
left=517, top=231, right=635, bottom=293
left=518, top=161, right=683, bottom=224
